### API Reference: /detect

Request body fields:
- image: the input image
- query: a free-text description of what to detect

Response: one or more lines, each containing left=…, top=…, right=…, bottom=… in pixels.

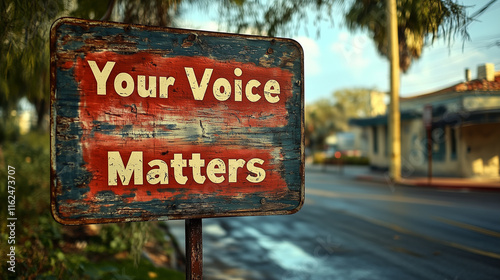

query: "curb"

left=355, top=175, right=500, bottom=192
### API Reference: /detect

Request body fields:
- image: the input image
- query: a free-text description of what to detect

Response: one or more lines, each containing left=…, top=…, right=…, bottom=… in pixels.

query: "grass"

left=80, top=259, right=185, bottom=280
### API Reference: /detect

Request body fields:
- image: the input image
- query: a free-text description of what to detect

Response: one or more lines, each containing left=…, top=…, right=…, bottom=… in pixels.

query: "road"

left=169, top=165, right=500, bottom=280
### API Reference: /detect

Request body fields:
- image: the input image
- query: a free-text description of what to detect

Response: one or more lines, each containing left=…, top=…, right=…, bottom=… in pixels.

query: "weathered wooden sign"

left=50, top=18, right=304, bottom=225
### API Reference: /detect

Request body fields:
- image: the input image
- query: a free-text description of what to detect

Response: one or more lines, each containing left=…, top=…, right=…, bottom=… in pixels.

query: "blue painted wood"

left=50, top=18, right=304, bottom=225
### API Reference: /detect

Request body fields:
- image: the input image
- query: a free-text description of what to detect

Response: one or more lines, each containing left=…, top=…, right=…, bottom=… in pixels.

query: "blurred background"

left=1, top=0, right=499, bottom=279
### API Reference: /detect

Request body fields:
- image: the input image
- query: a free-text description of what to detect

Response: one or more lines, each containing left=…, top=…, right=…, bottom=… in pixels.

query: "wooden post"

left=186, top=219, right=203, bottom=280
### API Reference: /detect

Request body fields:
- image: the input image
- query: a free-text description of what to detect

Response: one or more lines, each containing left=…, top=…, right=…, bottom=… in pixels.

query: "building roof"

left=351, top=71, right=500, bottom=127
left=401, top=72, right=500, bottom=102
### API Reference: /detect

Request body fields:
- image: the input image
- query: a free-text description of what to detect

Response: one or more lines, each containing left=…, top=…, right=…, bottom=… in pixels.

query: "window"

left=432, top=127, right=446, bottom=162
left=450, top=127, right=457, bottom=160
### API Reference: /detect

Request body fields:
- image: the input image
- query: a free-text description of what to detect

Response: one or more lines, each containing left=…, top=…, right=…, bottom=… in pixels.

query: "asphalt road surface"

left=170, top=165, right=500, bottom=280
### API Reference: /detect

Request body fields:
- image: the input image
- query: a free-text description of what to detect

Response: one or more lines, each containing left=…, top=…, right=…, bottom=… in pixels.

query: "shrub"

left=0, top=132, right=183, bottom=279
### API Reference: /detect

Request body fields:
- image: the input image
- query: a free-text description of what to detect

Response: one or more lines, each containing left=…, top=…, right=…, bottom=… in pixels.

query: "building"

left=351, top=63, right=500, bottom=179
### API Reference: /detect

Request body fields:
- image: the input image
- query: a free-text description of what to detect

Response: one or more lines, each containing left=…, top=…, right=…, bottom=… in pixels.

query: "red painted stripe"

left=74, top=52, right=293, bottom=128
left=82, top=133, right=288, bottom=202
left=73, top=52, right=293, bottom=203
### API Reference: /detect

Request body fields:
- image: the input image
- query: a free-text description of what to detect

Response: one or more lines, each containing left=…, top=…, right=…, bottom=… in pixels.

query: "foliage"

left=0, top=131, right=183, bottom=279
left=0, top=0, right=65, bottom=129
left=343, top=0, right=471, bottom=72
left=69, top=0, right=111, bottom=21
left=70, top=0, right=184, bottom=27
left=0, top=111, right=20, bottom=144
left=306, top=88, right=377, bottom=150
left=220, top=0, right=337, bottom=36
left=221, top=0, right=477, bottom=73
left=332, top=87, right=376, bottom=124
left=306, top=98, right=341, bottom=150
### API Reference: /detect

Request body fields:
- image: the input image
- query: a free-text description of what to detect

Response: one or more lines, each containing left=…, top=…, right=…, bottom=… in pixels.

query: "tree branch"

left=101, top=0, right=117, bottom=21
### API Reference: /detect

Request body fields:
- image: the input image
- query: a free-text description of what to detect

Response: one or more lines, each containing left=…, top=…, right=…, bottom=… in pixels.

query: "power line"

left=405, top=41, right=498, bottom=69
left=469, top=0, right=499, bottom=19
left=401, top=58, right=500, bottom=90
left=422, top=37, right=500, bottom=54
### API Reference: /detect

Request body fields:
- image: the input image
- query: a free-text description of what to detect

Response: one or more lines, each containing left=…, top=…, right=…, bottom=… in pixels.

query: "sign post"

left=186, top=219, right=203, bottom=279
left=50, top=18, right=304, bottom=278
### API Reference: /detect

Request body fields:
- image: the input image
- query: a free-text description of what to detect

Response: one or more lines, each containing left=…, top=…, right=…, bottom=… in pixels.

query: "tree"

left=305, top=98, right=341, bottom=151
left=305, top=88, right=376, bottom=150
left=333, top=88, right=374, bottom=118
left=0, top=0, right=65, bottom=131
left=343, top=0, right=471, bottom=72
left=221, top=0, right=337, bottom=37
left=221, top=0, right=488, bottom=73
left=70, top=0, right=184, bottom=27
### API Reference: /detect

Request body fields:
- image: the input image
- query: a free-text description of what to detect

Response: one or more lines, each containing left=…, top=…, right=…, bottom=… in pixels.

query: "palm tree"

left=344, top=0, right=470, bottom=73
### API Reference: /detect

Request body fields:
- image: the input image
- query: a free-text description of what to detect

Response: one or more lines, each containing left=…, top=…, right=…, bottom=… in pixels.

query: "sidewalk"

left=306, top=163, right=500, bottom=192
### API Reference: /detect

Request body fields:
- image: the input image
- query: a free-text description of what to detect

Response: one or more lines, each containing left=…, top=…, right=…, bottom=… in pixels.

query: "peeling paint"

left=50, top=18, right=304, bottom=225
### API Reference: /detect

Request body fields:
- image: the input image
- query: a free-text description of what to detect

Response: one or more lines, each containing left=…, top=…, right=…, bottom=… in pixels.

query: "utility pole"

left=387, top=0, right=401, bottom=182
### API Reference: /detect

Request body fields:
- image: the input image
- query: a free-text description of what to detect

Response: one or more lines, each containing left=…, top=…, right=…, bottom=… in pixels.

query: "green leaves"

left=220, top=0, right=473, bottom=73
left=343, top=0, right=470, bottom=72
left=0, top=0, right=66, bottom=129
left=305, top=88, right=381, bottom=150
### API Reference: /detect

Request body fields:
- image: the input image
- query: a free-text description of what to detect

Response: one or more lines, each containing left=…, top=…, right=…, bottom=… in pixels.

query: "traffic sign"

left=50, top=18, right=304, bottom=225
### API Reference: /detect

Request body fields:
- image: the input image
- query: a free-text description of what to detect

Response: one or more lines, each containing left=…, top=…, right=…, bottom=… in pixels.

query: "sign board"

left=50, top=18, right=304, bottom=225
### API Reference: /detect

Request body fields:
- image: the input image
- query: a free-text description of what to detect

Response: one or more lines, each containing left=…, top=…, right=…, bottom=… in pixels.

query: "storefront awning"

left=350, top=109, right=500, bottom=127
left=433, top=108, right=500, bottom=127
left=349, top=111, right=421, bottom=126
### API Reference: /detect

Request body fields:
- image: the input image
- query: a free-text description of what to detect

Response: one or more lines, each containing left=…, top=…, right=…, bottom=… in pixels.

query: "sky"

left=178, top=0, right=500, bottom=105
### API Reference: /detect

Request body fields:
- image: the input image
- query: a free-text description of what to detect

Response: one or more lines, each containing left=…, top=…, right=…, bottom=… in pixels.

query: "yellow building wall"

left=367, top=120, right=500, bottom=179
left=460, top=123, right=500, bottom=178
left=432, top=126, right=461, bottom=176
left=368, top=125, right=388, bottom=169
left=463, top=96, right=500, bottom=111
